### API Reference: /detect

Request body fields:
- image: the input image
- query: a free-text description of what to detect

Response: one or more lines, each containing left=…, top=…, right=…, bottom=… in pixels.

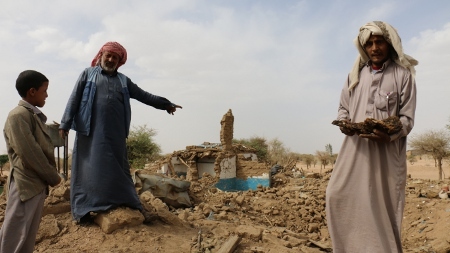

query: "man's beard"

left=101, top=61, right=118, bottom=73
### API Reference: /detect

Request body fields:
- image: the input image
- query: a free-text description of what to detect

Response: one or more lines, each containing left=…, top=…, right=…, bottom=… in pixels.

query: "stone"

left=43, top=202, right=71, bottom=216
left=236, top=225, right=263, bottom=241
left=94, top=207, right=144, bottom=234
left=235, top=195, right=245, bottom=206
left=51, top=185, right=70, bottom=200
left=307, top=223, right=319, bottom=233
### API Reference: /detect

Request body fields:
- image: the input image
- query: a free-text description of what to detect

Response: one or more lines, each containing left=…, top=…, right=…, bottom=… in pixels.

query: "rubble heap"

left=0, top=163, right=449, bottom=252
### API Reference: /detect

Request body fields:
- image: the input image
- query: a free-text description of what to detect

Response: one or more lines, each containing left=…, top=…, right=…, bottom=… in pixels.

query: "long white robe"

left=326, top=59, right=416, bottom=253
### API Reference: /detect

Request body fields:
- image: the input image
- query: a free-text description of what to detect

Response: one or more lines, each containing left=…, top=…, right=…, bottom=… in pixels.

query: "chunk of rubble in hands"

left=331, top=116, right=403, bottom=135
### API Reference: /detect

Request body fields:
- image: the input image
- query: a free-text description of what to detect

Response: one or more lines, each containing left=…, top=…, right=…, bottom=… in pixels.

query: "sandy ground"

left=300, top=155, right=450, bottom=181
left=0, top=156, right=449, bottom=253
left=405, top=156, right=450, bottom=180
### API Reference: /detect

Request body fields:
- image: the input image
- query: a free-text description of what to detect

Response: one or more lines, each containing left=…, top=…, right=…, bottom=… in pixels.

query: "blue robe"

left=60, top=67, right=172, bottom=221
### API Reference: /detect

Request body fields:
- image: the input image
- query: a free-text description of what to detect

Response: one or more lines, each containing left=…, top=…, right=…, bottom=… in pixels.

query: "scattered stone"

left=94, top=207, right=144, bottom=234
left=236, top=225, right=262, bottom=241
left=36, top=215, right=61, bottom=243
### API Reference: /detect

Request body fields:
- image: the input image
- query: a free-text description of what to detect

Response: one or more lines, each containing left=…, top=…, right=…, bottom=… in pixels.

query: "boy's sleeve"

left=6, top=113, right=61, bottom=187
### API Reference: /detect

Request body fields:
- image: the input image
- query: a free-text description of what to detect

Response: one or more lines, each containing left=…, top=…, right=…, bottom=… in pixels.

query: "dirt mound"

left=0, top=161, right=449, bottom=252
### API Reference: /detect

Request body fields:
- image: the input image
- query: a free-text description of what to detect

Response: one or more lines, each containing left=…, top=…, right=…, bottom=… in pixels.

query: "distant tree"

left=331, top=154, right=338, bottom=166
left=234, top=137, right=298, bottom=168
left=288, top=152, right=302, bottom=161
left=267, top=138, right=291, bottom=166
left=407, top=154, right=417, bottom=165
left=0, top=154, right=8, bottom=168
left=325, top=144, right=335, bottom=168
left=316, top=151, right=331, bottom=173
left=325, top=144, right=333, bottom=156
left=283, top=152, right=303, bottom=170
left=233, top=136, right=268, bottom=162
left=126, top=125, right=161, bottom=169
left=409, top=129, right=450, bottom=180
left=301, top=154, right=315, bottom=169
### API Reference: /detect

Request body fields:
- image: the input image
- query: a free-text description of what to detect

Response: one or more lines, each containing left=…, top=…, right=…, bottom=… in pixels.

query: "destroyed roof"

left=169, top=142, right=257, bottom=160
left=187, top=142, right=222, bottom=149
left=184, top=142, right=256, bottom=153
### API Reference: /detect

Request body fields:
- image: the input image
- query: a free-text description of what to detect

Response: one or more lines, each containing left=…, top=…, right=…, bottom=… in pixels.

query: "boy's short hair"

left=16, top=70, right=49, bottom=98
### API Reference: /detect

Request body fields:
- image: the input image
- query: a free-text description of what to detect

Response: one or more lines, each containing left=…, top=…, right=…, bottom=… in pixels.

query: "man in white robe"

left=326, top=21, right=418, bottom=253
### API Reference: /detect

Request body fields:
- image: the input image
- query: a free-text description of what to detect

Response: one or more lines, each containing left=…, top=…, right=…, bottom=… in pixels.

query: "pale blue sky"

left=1, top=0, right=449, bottom=155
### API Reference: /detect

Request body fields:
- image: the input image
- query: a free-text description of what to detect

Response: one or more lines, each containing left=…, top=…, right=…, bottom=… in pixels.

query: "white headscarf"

left=348, top=21, right=418, bottom=90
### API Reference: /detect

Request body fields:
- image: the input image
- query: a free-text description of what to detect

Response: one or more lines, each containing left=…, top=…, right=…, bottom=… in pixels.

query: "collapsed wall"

left=145, top=109, right=270, bottom=191
left=220, top=109, right=234, bottom=151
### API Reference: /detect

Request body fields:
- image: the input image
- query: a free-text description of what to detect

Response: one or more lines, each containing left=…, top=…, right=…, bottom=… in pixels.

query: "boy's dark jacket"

left=3, top=100, right=61, bottom=201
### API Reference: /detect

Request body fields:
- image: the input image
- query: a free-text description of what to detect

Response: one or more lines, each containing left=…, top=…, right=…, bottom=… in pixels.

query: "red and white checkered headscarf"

left=91, top=41, right=127, bottom=69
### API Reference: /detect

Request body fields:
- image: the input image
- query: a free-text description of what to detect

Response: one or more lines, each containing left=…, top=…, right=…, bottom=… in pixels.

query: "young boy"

left=1, top=70, right=62, bottom=253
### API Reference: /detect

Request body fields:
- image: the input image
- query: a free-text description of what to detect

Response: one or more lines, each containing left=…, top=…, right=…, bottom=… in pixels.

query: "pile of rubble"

left=0, top=166, right=450, bottom=252
left=0, top=109, right=449, bottom=252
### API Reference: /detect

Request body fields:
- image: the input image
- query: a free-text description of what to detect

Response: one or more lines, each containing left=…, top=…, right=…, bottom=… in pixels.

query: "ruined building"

left=149, top=109, right=270, bottom=191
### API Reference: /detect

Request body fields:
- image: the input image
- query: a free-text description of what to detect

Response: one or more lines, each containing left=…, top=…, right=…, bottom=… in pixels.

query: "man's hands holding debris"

left=333, top=117, right=399, bottom=143
left=339, top=120, right=356, bottom=136
left=337, top=119, right=391, bottom=143
left=359, top=129, right=391, bottom=143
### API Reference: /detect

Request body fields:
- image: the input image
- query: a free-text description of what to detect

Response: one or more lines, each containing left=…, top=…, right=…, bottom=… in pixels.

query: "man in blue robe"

left=59, top=42, right=182, bottom=222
